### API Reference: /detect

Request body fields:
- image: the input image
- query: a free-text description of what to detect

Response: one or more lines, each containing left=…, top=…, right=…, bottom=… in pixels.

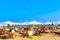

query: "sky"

left=0, top=0, right=60, bottom=22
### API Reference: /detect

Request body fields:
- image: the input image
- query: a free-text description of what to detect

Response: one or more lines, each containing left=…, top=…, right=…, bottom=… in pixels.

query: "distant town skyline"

left=0, top=0, right=60, bottom=22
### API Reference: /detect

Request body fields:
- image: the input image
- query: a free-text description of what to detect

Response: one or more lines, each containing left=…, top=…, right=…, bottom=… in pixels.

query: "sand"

left=0, top=33, right=60, bottom=40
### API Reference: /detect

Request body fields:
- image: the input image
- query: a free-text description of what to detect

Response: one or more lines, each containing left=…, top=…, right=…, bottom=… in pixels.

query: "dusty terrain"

left=0, top=33, right=60, bottom=40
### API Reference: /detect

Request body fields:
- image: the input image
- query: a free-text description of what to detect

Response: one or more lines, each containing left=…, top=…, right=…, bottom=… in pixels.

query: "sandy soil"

left=0, top=33, right=60, bottom=40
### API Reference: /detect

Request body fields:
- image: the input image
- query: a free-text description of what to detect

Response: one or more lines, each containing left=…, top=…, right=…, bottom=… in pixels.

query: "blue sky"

left=0, top=0, right=60, bottom=22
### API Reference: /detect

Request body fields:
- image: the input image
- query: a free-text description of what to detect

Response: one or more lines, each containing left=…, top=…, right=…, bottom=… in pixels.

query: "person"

left=27, top=28, right=34, bottom=37
left=12, top=28, right=15, bottom=34
left=0, top=29, right=6, bottom=39
left=22, top=28, right=28, bottom=37
left=20, top=28, right=24, bottom=34
left=33, top=28, right=38, bottom=36
left=14, top=25, right=19, bottom=32
left=37, top=27, right=41, bottom=36
left=51, top=23, right=55, bottom=33
left=5, top=27, right=10, bottom=33
left=42, top=26, right=46, bottom=33
left=8, top=29, right=14, bottom=38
